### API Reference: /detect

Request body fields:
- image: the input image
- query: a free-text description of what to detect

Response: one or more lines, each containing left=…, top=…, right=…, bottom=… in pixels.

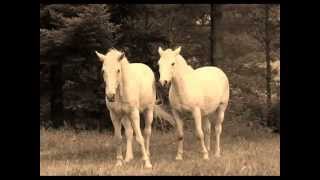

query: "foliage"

left=40, top=4, right=118, bottom=61
left=40, top=4, right=280, bottom=132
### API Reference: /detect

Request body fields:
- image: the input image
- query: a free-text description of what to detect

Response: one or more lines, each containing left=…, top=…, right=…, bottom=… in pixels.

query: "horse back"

left=188, top=66, right=229, bottom=113
left=194, top=67, right=229, bottom=88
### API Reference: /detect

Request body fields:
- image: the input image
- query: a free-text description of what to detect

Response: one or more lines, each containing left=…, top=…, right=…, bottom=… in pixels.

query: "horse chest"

left=107, top=102, right=133, bottom=114
left=169, top=92, right=193, bottom=113
left=169, top=86, right=197, bottom=109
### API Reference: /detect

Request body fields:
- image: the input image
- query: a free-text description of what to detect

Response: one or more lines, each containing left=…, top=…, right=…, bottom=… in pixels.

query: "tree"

left=40, top=4, right=118, bottom=128
left=264, top=5, right=272, bottom=126
left=248, top=4, right=280, bottom=125
left=109, top=5, right=169, bottom=68
left=40, top=4, right=280, bottom=131
left=210, top=4, right=224, bottom=66
left=153, top=4, right=211, bottom=67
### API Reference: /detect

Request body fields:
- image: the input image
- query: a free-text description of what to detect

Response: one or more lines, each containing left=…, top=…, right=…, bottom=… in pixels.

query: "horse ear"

left=108, top=47, right=114, bottom=53
left=158, top=47, right=164, bottom=55
left=118, top=53, right=125, bottom=62
left=174, top=46, right=181, bottom=55
left=95, top=51, right=105, bottom=62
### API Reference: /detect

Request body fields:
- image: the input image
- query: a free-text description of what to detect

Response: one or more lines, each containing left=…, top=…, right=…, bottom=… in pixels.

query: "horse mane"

left=106, top=48, right=122, bottom=55
left=105, top=48, right=129, bottom=63
left=176, top=55, right=194, bottom=73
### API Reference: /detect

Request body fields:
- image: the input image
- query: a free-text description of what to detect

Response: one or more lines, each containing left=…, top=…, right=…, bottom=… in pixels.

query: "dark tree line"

left=40, top=4, right=280, bottom=132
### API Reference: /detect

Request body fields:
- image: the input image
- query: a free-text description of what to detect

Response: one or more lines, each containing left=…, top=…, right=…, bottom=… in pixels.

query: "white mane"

left=175, top=54, right=194, bottom=74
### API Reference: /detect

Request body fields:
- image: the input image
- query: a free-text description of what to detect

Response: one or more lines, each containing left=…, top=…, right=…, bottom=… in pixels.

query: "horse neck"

left=119, top=58, right=132, bottom=101
left=177, top=55, right=193, bottom=72
left=171, top=55, right=192, bottom=96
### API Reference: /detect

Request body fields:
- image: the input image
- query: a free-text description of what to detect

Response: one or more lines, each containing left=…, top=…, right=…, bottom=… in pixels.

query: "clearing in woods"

left=40, top=118, right=279, bottom=176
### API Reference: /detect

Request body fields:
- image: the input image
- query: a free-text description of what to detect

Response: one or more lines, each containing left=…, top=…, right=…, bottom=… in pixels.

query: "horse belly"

left=200, top=100, right=220, bottom=115
left=197, top=73, right=228, bottom=114
left=139, top=84, right=155, bottom=104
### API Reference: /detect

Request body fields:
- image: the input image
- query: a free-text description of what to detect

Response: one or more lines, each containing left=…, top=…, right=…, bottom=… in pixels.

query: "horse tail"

left=153, top=79, right=175, bottom=127
left=154, top=104, right=176, bottom=127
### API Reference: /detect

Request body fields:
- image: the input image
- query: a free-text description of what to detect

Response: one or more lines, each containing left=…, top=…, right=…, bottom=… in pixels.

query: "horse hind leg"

left=144, top=107, right=154, bottom=157
left=203, top=116, right=212, bottom=152
left=215, top=104, right=226, bottom=158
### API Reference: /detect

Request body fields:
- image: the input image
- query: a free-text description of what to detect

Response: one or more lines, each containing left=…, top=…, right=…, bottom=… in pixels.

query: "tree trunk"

left=168, top=15, right=175, bottom=47
left=210, top=4, right=224, bottom=66
left=145, top=9, right=149, bottom=30
left=50, top=60, right=64, bottom=128
left=264, top=5, right=272, bottom=125
left=210, top=4, right=214, bottom=65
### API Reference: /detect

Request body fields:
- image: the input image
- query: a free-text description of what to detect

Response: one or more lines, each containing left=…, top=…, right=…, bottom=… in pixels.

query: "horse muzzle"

left=106, top=93, right=115, bottom=102
left=160, top=80, right=171, bottom=89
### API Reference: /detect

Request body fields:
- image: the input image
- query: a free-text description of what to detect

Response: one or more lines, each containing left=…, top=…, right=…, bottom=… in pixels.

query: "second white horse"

left=157, top=47, right=229, bottom=160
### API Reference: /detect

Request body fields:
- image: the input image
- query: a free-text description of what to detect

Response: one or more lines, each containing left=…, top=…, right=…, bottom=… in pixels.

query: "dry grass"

left=40, top=119, right=279, bottom=176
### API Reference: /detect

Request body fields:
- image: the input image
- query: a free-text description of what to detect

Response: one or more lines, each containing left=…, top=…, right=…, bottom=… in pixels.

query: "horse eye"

left=117, top=69, right=120, bottom=73
left=171, top=62, right=175, bottom=66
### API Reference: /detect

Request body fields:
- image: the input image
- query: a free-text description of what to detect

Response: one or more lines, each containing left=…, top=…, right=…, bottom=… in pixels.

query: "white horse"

left=157, top=47, right=229, bottom=160
left=95, top=48, right=156, bottom=168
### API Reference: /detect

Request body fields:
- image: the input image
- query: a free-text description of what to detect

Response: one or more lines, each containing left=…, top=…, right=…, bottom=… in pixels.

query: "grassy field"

left=40, top=118, right=279, bottom=176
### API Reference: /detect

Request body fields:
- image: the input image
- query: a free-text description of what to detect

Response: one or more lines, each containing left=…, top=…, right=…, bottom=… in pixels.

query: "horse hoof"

left=144, top=162, right=153, bottom=169
left=175, top=155, right=183, bottom=160
left=124, top=157, right=133, bottom=163
left=203, top=154, right=209, bottom=160
left=115, top=160, right=123, bottom=167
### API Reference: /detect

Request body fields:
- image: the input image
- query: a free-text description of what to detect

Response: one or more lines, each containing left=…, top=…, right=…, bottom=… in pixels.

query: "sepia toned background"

left=40, top=4, right=280, bottom=175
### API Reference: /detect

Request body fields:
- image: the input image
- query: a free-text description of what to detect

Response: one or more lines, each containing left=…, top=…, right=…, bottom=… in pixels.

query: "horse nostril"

left=107, top=94, right=115, bottom=101
left=164, top=80, right=168, bottom=85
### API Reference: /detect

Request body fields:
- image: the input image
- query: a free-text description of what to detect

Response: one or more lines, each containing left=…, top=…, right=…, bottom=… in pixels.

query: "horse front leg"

left=121, top=117, right=134, bottom=162
left=144, top=107, right=154, bottom=158
left=192, top=108, right=209, bottom=160
left=172, top=110, right=184, bottom=160
left=129, top=108, right=152, bottom=168
left=109, top=111, right=123, bottom=166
